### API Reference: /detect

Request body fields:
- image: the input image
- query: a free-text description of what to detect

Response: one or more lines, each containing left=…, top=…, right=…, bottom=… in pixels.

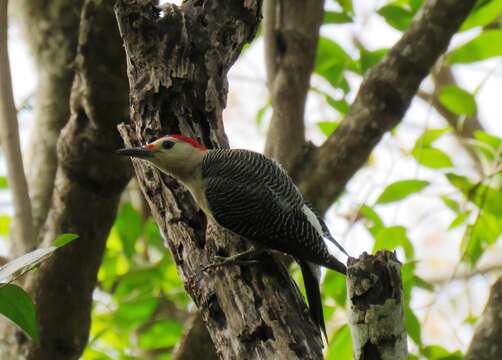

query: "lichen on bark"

left=347, top=251, right=407, bottom=360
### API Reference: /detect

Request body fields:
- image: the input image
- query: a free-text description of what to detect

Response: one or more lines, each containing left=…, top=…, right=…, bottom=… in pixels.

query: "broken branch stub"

left=347, top=251, right=407, bottom=360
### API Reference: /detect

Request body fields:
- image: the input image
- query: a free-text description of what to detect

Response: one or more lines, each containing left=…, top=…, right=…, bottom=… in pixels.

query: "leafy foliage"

left=0, top=284, right=38, bottom=343
left=0, top=234, right=77, bottom=343
left=84, top=203, right=189, bottom=358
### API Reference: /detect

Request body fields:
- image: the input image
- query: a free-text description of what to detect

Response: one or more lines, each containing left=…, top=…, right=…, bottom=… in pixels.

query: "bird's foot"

left=203, top=248, right=263, bottom=271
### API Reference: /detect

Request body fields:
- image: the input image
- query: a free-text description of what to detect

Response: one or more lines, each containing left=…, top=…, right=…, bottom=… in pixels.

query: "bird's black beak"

left=116, top=147, right=154, bottom=159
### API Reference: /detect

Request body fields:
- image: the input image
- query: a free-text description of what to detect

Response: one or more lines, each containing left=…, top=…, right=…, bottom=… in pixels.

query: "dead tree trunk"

left=347, top=251, right=407, bottom=360
left=115, top=1, right=325, bottom=358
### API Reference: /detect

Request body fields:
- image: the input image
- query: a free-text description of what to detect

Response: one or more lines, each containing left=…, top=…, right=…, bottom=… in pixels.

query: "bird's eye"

left=162, top=140, right=175, bottom=149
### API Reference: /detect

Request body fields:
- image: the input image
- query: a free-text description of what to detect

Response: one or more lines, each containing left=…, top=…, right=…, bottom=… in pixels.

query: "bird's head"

left=117, top=135, right=207, bottom=178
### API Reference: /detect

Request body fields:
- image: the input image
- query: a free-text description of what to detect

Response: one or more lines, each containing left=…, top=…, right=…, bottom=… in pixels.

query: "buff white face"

left=116, top=135, right=207, bottom=179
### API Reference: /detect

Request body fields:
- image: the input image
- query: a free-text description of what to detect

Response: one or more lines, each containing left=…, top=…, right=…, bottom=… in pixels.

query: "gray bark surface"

left=115, top=1, right=324, bottom=358
left=0, top=0, right=131, bottom=358
left=347, top=251, right=407, bottom=360
left=466, top=278, right=502, bottom=360
left=263, top=0, right=323, bottom=171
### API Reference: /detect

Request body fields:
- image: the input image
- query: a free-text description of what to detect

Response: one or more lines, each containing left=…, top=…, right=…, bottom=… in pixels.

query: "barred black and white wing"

left=202, top=149, right=346, bottom=343
left=202, top=149, right=346, bottom=271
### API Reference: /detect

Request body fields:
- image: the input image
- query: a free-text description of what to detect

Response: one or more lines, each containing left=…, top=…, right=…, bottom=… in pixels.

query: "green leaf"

left=377, top=5, right=414, bottom=31
left=324, top=11, right=353, bottom=24
left=472, top=130, right=502, bottom=161
left=327, top=325, right=352, bottom=360
left=421, top=345, right=463, bottom=360
left=255, top=101, right=271, bottom=125
left=335, top=0, right=353, bottom=14
left=438, top=85, right=477, bottom=116
left=448, top=30, right=502, bottom=64
left=412, top=147, right=453, bottom=169
left=461, top=0, right=502, bottom=31
left=315, top=37, right=354, bottom=91
left=462, top=212, right=502, bottom=266
left=376, top=179, right=429, bottom=204
left=446, top=173, right=502, bottom=216
left=52, top=233, right=79, bottom=248
left=415, top=128, right=451, bottom=148
left=326, top=95, right=350, bottom=114
left=0, top=247, right=57, bottom=283
left=464, top=313, right=478, bottom=325
left=358, top=205, right=384, bottom=235
left=441, top=195, right=461, bottom=213
left=413, top=275, right=434, bottom=292
left=0, top=177, right=8, bottom=189
left=405, top=305, right=422, bottom=345
left=318, top=121, right=339, bottom=137
left=373, top=226, right=414, bottom=259
left=0, top=284, right=39, bottom=343
left=0, top=215, right=10, bottom=237
left=138, top=320, right=183, bottom=350
left=115, top=204, right=143, bottom=259
left=323, top=271, right=347, bottom=307
left=358, top=47, right=388, bottom=74
left=448, top=211, right=471, bottom=230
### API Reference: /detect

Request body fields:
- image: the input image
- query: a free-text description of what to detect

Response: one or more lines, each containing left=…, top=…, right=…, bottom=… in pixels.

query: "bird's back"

left=201, top=149, right=341, bottom=268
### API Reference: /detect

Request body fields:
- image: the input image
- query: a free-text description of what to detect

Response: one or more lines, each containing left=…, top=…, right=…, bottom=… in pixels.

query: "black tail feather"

left=299, top=260, right=328, bottom=345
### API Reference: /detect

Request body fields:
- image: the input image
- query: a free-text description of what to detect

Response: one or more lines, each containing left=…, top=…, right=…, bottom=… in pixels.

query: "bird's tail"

left=325, top=255, right=347, bottom=275
left=299, top=260, right=328, bottom=345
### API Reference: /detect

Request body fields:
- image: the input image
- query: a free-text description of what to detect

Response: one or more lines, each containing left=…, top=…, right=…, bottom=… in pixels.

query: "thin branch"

left=0, top=0, right=36, bottom=254
left=293, top=0, right=477, bottom=212
left=425, top=262, right=502, bottom=285
left=263, top=0, right=324, bottom=171
left=466, top=277, right=502, bottom=360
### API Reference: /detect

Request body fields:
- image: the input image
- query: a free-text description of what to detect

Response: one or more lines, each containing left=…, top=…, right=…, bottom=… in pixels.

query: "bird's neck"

left=156, top=150, right=206, bottom=185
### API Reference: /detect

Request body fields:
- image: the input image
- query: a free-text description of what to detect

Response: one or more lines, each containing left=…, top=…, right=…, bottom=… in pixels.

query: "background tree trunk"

left=11, top=0, right=85, bottom=243
left=0, top=0, right=131, bottom=358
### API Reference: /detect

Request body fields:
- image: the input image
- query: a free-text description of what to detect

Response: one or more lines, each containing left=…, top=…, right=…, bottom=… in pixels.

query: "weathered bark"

left=11, top=0, right=85, bottom=243
left=172, top=311, right=218, bottom=360
left=293, top=0, right=477, bottom=212
left=347, top=251, right=407, bottom=360
left=0, top=0, right=36, bottom=255
left=263, top=0, right=323, bottom=171
left=465, top=278, right=502, bottom=360
left=116, top=1, right=325, bottom=358
left=0, top=0, right=131, bottom=358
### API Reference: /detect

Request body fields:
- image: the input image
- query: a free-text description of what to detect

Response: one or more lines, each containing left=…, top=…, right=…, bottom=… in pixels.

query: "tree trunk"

left=0, top=0, right=131, bottom=358
left=115, top=1, right=326, bottom=358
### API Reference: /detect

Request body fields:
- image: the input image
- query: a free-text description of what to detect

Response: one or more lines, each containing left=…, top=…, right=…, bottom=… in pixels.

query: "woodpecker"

left=117, top=134, right=348, bottom=342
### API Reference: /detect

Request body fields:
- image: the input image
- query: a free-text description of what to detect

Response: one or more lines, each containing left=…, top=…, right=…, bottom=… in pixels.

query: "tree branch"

left=0, top=0, right=131, bottom=358
left=294, top=0, right=477, bottom=212
left=263, top=0, right=323, bottom=171
left=116, top=1, right=326, bottom=358
left=0, top=0, right=36, bottom=255
left=466, top=277, right=502, bottom=360
left=347, top=251, right=407, bottom=360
